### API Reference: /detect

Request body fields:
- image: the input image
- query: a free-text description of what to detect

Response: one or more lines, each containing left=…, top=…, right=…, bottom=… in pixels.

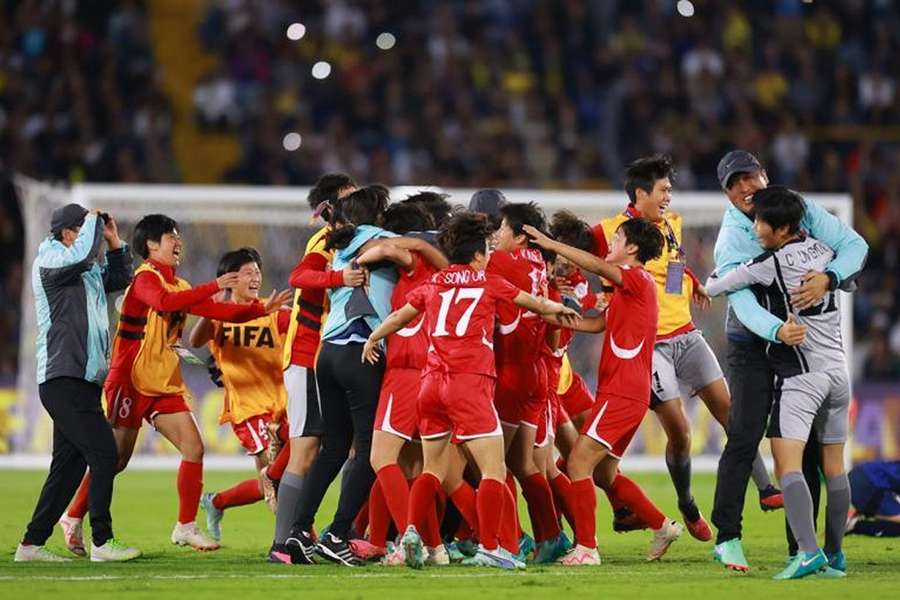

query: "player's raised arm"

left=523, top=224, right=624, bottom=286
left=705, top=254, right=775, bottom=297
left=361, top=303, right=422, bottom=364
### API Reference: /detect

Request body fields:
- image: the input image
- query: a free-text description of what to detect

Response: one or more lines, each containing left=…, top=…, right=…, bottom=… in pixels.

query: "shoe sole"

left=171, top=538, right=220, bottom=551
left=714, top=553, right=750, bottom=572
left=267, top=551, right=293, bottom=564
left=90, top=554, right=141, bottom=562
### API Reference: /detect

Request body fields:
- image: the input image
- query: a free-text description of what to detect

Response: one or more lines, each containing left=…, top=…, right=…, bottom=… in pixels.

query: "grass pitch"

left=1, top=469, right=896, bottom=599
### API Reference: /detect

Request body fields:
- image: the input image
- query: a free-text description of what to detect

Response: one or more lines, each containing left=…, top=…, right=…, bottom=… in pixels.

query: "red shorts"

left=534, top=396, right=554, bottom=448
left=581, top=394, right=648, bottom=459
left=104, top=381, right=190, bottom=430
left=495, top=362, right=546, bottom=428
left=560, top=372, right=595, bottom=418
left=375, top=367, right=421, bottom=441
left=232, top=414, right=289, bottom=455
left=418, top=371, right=501, bottom=440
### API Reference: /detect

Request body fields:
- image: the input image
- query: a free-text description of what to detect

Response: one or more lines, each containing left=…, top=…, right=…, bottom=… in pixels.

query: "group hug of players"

left=46, top=153, right=866, bottom=579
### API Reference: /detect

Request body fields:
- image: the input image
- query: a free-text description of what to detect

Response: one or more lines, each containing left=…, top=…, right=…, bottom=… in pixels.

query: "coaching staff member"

left=15, top=204, right=140, bottom=562
left=709, top=151, right=868, bottom=572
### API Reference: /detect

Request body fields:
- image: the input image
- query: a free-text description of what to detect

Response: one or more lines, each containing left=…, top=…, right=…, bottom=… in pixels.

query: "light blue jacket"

left=713, top=198, right=868, bottom=342
left=321, top=225, right=398, bottom=341
left=33, top=214, right=133, bottom=385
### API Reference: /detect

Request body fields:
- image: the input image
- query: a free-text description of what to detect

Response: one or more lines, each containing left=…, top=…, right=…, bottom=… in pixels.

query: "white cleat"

left=57, top=515, right=86, bottom=557
left=647, top=519, right=683, bottom=561
left=171, top=522, right=220, bottom=551
left=14, top=543, right=71, bottom=562
left=90, top=538, right=142, bottom=562
left=558, top=544, right=602, bottom=566
left=426, top=544, right=451, bottom=566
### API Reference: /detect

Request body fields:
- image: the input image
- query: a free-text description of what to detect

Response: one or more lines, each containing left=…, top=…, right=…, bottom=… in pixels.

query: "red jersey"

left=488, top=247, right=548, bottom=366
left=387, top=253, right=437, bottom=370
left=406, top=265, right=520, bottom=377
left=597, top=265, right=658, bottom=404
left=108, top=259, right=266, bottom=387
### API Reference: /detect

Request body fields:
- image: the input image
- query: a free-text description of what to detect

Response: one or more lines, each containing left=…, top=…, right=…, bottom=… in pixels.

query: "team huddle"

left=17, top=151, right=869, bottom=580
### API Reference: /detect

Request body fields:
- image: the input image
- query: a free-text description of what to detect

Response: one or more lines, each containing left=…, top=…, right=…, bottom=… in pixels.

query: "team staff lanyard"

left=623, top=205, right=684, bottom=295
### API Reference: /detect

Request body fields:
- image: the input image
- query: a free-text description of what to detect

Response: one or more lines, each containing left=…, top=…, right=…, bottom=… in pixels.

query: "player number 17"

left=432, top=287, right=484, bottom=337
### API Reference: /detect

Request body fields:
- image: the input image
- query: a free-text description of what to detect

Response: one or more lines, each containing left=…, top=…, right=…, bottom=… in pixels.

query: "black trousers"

left=712, top=337, right=821, bottom=547
left=295, top=342, right=383, bottom=538
left=24, top=377, right=118, bottom=547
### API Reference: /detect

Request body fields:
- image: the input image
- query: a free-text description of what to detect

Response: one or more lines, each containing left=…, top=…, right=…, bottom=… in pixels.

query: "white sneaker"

left=171, top=522, right=220, bottom=551
left=58, top=515, right=86, bottom=557
left=647, top=519, right=683, bottom=561
left=426, top=544, right=450, bottom=566
left=90, top=538, right=141, bottom=562
left=14, top=543, right=71, bottom=562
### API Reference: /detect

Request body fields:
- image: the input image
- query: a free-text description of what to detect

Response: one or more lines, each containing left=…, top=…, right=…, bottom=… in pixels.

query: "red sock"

left=368, top=479, right=391, bottom=548
left=68, top=473, right=91, bottom=519
left=609, top=474, right=665, bottom=530
left=504, top=472, right=523, bottom=539
left=549, top=472, right=577, bottom=533
left=521, top=473, right=561, bottom=542
left=476, top=478, right=505, bottom=551
left=354, top=498, right=370, bottom=538
left=266, top=445, right=289, bottom=481
left=499, top=481, right=520, bottom=554
left=567, top=477, right=597, bottom=549
left=212, top=478, right=262, bottom=510
left=449, top=482, right=479, bottom=537
left=376, top=464, right=410, bottom=533
left=408, top=472, right=442, bottom=547
left=600, top=468, right=627, bottom=511
left=177, top=460, right=204, bottom=525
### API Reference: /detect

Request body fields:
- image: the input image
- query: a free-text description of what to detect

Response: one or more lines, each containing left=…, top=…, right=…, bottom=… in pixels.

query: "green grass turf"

left=0, top=469, right=896, bottom=598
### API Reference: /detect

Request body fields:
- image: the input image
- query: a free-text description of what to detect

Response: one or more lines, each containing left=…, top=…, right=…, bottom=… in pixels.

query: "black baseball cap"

left=468, top=188, right=507, bottom=217
left=50, top=203, right=89, bottom=235
left=717, top=150, right=763, bottom=190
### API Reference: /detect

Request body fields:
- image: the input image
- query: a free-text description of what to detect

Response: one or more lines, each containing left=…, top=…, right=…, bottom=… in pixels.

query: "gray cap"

left=468, top=188, right=507, bottom=217
left=50, top=203, right=89, bottom=234
left=717, top=150, right=763, bottom=189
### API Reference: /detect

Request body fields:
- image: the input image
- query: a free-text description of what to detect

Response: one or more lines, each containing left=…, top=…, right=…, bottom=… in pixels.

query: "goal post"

left=11, top=178, right=854, bottom=466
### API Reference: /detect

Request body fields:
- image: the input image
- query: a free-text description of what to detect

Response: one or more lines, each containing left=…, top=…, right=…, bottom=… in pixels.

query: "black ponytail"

left=324, top=185, right=390, bottom=250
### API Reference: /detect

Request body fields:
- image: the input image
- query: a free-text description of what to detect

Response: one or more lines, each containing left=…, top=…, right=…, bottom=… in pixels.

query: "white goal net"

left=11, top=178, right=854, bottom=467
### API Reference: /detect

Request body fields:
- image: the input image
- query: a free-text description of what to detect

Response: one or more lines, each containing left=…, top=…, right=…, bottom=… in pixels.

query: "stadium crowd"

left=0, top=0, right=899, bottom=383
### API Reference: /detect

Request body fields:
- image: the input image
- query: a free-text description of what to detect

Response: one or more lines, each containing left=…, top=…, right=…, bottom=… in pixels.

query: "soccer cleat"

left=559, top=530, right=573, bottom=553
left=446, top=541, right=465, bottom=563
left=267, top=543, right=294, bottom=564
left=517, top=532, right=536, bottom=560
left=826, top=550, right=847, bottom=573
left=171, top=522, right=220, bottom=551
left=200, top=492, right=224, bottom=542
left=613, top=508, right=649, bottom=532
left=401, top=525, right=425, bottom=569
left=315, top=532, right=362, bottom=566
left=646, top=519, right=683, bottom=561
left=349, top=538, right=385, bottom=561
left=90, top=538, right=141, bottom=562
left=259, top=467, right=277, bottom=513
left=462, top=545, right=523, bottom=570
left=381, top=545, right=405, bottom=566
left=285, top=528, right=317, bottom=564
left=773, top=549, right=827, bottom=580
left=426, top=544, right=451, bottom=566
left=58, top=514, right=86, bottom=557
left=713, top=538, right=749, bottom=572
left=534, top=532, right=571, bottom=564
left=759, top=485, right=784, bottom=512
left=558, top=544, right=602, bottom=566
left=678, top=502, right=712, bottom=542
left=14, top=543, right=71, bottom=562
left=816, top=566, right=847, bottom=579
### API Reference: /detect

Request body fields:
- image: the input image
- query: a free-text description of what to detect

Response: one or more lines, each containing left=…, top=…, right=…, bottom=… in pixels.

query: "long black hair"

left=324, top=185, right=391, bottom=250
